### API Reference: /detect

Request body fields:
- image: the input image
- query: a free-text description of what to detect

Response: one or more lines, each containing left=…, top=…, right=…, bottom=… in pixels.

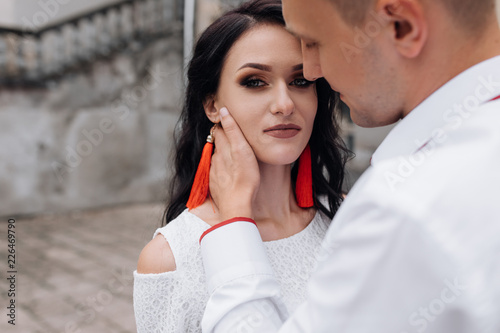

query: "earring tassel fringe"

left=296, top=145, right=314, bottom=208
left=186, top=141, right=213, bottom=209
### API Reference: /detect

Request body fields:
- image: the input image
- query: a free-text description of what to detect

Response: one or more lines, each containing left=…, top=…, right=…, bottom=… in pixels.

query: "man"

left=200, top=0, right=500, bottom=332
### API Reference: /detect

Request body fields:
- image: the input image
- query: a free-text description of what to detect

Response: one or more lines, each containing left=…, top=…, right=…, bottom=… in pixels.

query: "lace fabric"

left=133, top=209, right=330, bottom=333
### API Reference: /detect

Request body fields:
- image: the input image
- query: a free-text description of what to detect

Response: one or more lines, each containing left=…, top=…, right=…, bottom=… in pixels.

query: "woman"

left=133, top=0, right=349, bottom=331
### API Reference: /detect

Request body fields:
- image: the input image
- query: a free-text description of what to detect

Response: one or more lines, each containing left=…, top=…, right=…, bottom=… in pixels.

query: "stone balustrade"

left=0, top=0, right=183, bottom=86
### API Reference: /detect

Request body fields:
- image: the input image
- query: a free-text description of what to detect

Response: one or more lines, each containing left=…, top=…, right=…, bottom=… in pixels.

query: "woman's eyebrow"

left=238, top=63, right=272, bottom=72
left=238, top=63, right=304, bottom=72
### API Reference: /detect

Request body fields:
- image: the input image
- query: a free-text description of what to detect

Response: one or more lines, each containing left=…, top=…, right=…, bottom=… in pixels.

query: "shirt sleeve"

left=133, top=270, right=185, bottom=333
left=200, top=219, right=290, bottom=332
left=199, top=193, right=478, bottom=333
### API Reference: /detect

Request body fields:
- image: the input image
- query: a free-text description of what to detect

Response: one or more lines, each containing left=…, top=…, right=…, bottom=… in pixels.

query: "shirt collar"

left=371, top=55, right=500, bottom=166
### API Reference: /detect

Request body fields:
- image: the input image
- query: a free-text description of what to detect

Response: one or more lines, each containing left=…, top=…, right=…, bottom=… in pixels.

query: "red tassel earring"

left=186, top=125, right=216, bottom=210
left=296, top=144, right=314, bottom=208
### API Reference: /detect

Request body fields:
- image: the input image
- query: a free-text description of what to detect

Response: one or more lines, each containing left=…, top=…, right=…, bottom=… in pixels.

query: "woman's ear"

left=203, top=95, right=221, bottom=123
left=377, top=0, right=428, bottom=58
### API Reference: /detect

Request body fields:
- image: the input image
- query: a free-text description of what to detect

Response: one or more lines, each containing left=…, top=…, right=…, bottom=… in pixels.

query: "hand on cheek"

left=209, top=107, right=260, bottom=221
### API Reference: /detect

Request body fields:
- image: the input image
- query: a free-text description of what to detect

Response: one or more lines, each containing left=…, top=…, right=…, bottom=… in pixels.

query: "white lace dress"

left=133, top=208, right=331, bottom=333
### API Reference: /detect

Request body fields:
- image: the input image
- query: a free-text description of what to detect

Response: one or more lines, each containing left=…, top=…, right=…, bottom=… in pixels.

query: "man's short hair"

left=329, top=0, right=496, bottom=34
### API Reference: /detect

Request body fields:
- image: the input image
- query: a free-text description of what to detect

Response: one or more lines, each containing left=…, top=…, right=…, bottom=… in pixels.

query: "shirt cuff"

left=199, top=217, right=256, bottom=244
left=200, top=218, right=275, bottom=294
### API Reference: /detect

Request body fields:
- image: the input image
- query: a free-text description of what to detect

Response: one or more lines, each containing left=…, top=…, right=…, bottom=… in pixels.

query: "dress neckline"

left=184, top=209, right=320, bottom=244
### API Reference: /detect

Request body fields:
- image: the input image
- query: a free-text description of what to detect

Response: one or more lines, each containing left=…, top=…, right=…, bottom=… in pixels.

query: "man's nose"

left=302, top=43, right=323, bottom=81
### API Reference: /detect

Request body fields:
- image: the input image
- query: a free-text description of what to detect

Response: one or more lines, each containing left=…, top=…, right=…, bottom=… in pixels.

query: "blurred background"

left=0, top=0, right=395, bottom=332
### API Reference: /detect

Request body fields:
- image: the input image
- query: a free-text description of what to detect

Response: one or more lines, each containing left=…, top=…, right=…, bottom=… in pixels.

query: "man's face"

left=283, top=0, right=405, bottom=127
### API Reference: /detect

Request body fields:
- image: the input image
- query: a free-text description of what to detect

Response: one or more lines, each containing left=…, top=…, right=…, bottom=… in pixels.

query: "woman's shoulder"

left=136, top=234, right=177, bottom=274
left=136, top=209, right=208, bottom=275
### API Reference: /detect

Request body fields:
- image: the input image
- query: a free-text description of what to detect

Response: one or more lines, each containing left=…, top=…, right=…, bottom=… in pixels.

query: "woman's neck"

left=245, top=162, right=315, bottom=240
left=253, top=162, right=299, bottom=222
left=191, top=161, right=315, bottom=240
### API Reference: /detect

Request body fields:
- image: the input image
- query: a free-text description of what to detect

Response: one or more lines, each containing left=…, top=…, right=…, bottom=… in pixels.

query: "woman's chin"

left=256, top=153, right=302, bottom=167
left=252, top=141, right=309, bottom=166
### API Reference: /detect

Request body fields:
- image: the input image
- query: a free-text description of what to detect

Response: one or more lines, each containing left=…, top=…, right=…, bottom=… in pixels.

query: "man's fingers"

left=213, top=124, right=229, bottom=155
left=209, top=107, right=260, bottom=220
left=218, top=107, right=248, bottom=149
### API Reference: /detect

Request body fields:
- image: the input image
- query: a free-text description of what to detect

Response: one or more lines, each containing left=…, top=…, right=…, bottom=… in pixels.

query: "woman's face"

left=208, top=24, right=318, bottom=166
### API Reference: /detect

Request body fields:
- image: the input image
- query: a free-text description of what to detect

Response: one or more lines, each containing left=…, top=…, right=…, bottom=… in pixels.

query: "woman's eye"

left=242, top=79, right=266, bottom=88
left=291, top=78, right=313, bottom=87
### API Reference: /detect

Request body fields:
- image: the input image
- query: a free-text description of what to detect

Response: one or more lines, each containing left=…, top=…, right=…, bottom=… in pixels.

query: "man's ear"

left=203, top=95, right=221, bottom=123
left=377, top=0, right=428, bottom=58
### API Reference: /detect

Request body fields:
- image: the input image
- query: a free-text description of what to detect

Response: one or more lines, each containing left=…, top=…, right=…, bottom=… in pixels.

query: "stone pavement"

left=0, top=202, right=165, bottom=333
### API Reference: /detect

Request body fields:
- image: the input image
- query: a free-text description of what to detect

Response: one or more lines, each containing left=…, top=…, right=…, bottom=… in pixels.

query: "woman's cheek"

left=232, top=103, right=266, bottom=149
left=297, top=95, right=318, bottom=128
left=221, top=103, right=255, bottom=141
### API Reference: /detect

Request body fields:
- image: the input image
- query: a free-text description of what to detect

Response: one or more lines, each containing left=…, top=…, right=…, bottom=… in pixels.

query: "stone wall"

left=0, top=32, right=184, bottom=216
left=0, top=0, right=124, bottom=30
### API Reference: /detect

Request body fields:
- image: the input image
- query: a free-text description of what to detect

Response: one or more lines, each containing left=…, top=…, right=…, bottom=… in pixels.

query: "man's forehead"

left=285, top=26, right=313, bottom=41
left=282, top=0, right=326, bottom=40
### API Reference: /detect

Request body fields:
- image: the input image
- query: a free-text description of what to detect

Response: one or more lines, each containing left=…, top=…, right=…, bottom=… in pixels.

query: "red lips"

left=264, top=123, right=301, bottom=132
left=264, top=124, right=301, bottom=139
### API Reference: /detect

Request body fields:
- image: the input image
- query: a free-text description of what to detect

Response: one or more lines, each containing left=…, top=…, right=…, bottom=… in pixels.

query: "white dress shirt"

left=200, top=56, right=500, bottom=333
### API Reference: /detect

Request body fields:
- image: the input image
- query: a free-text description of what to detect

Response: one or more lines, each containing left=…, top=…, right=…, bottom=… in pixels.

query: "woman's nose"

left=270, top=83, right=295, bottom=116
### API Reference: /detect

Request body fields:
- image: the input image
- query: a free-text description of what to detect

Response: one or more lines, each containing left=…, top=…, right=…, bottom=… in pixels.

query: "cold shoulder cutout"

left=136, top=234, right=177, bottom=274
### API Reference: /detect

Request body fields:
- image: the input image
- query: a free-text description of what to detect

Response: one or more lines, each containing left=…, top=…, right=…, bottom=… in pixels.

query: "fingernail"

left=220, top=107, right=228, bottom=117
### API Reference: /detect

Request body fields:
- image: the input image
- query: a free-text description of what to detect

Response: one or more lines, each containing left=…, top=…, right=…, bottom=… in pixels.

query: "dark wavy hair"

left=164, top=0, right=350, bottom=225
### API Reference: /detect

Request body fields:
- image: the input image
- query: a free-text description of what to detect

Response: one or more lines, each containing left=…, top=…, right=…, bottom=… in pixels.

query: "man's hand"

left=209, top=107, right=260, bottom=222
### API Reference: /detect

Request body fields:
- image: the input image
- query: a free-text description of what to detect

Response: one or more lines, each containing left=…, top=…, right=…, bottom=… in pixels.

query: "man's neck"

left=403, top=25, right=500, bottom=117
